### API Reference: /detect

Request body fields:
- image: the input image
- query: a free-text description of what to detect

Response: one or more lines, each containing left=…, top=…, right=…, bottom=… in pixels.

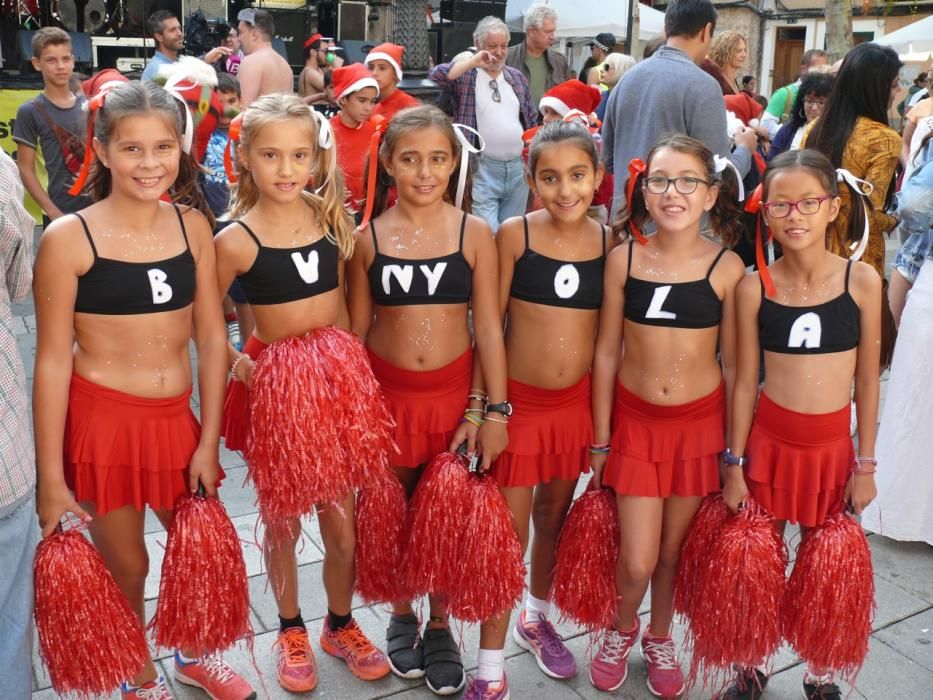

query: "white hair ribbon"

left=310, top=109, right=335, bottom=194
left=836, top=168, right=874, bottom=261
left=561, top=109, right=591, bottom=127
left=713, top=154, right=745, bottom=201
left=452, top=123, right=485, bottom=210
left=160, top=73, right=196, bottom=154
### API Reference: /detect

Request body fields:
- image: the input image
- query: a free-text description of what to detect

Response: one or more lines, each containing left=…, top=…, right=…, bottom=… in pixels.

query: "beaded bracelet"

left=231, top=355, right=246, bottom=379
left=588, top=445, right=611, bottom=456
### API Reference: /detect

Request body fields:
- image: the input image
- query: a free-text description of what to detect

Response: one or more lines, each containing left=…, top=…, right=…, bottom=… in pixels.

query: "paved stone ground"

left=19, top=231, right=933, bottom=699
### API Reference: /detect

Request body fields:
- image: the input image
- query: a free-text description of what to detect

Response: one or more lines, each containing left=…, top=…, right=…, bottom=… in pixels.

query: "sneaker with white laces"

left=174, top=653, right=256, bottom=700
left=512, top=609, right=577, bottom=679
left=640, top=632, right=685, bottom=698
left=589, top=617, right=640, bottom=692
left=121, top=675, right=173, bottom=699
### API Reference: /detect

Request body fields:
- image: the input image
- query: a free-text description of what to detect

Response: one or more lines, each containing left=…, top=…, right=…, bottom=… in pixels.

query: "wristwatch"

left=485, top=401, right=513, bottom=418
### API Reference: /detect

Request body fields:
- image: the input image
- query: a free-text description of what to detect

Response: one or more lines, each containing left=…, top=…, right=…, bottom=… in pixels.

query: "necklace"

left=251, top=206, right=309, bottom=237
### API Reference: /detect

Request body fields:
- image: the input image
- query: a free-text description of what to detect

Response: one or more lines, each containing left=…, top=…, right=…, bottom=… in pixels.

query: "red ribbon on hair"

left=224, top=114, right=244, bottom=184
left=625, top=159, right=649, bottom=245
left=357, top=115, right=387, bottom=232
left=67, top=91, right=109, bottom=196
left=744, top=183, right=776, bottom=298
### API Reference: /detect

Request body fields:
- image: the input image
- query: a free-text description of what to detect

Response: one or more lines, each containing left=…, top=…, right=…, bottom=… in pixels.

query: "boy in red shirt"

left=365, top=43, right=419, bottom=122
left=330, top=63, right=380, bottom=214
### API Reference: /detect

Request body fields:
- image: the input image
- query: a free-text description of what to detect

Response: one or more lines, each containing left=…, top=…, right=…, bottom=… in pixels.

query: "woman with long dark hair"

left=805, top=42, right=902, bottom=277
left=769, top=71, right=833, bottom=161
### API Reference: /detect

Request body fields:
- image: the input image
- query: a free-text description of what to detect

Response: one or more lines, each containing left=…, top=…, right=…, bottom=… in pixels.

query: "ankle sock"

left=477, top=648, right=504, bottom=682
left=224, top=313, right=237, bottom=323
left=328, top=610, right=353, bottom=631
left=279, top=611, right=305, bottom=632
left=524, top=594, right=550, bottom=620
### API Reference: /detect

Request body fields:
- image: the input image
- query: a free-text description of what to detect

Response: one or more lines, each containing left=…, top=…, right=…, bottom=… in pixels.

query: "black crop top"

left=510, top=216, right=606, bottom=310
left=74, top=205, right=196, bottom=315
left=235, top=222, right=339, bottom=305
left=367, top=213, right=472, bottom=307
left=623, top=244, right=727, bottom=329
left=759, top=261, right=860, bottom=355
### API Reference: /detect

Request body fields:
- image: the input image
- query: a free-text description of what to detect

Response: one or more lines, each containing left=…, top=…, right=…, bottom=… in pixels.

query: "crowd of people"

left=0, top=1, right=931, bottom=699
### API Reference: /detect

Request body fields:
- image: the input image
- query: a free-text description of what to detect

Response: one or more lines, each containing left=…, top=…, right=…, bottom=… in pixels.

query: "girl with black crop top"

left=346, top=105, right=507, bottom=696
left=33, top=82, right=254, bottom=697
left=474, top=121, right=610, bottom=694
left=588, top=135, right=746, bottom=697
left=720, top=150, right=880, bottom=700
left=214, top=94, right=393, bottom=693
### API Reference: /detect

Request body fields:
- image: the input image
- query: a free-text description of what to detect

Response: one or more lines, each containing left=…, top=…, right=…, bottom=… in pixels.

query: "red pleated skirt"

left=746, top=393, right=853, bottom=528
left=64, top=373, right=221, bottom=515
left=367, top=348, right=472, bottom=468
left=603, top=382, right=725, bottom=498
left=491, top=375, right=592, bottom=488
left=221, top=335, right=268, bottom=453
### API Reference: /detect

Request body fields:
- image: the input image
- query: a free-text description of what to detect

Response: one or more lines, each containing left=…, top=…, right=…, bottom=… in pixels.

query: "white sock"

left=177, top=650, right=197, bottom=663
left=477, top=648, right=505, bottom=682
left=525, top=594, right=551, bottom=620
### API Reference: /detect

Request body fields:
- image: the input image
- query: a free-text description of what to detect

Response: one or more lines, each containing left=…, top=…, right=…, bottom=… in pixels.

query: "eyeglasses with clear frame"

left=643, top=176, right=711, bottom=195
left=761, top=194, right=834, bottom=218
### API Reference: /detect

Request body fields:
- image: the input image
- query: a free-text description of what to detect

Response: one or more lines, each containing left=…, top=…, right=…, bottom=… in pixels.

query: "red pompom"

left=447, top=474, right=526, bottom=623
left=149, top=494, right=252, bottom=657
left=246, top=327, right=396, bottom=526
left=688, top=502, right=787, bottom=684
left=355, top=470, right=410, bottom=604
left=550, top=488, right=619, bottom=630
left=401, top=452, right=471, bottom=596
left=34, top=529, right=150, bottom=697
left=675, top=494, right=731, bottom=622
left=782, top=512, right=875, bottom=682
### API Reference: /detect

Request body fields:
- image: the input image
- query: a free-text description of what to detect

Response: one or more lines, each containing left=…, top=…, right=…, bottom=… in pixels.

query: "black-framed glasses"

left=761, top=195, right=833, bottom=218
left=489, top=79, right=501, bottom=103
left=643, top=176, right=711, bottom=195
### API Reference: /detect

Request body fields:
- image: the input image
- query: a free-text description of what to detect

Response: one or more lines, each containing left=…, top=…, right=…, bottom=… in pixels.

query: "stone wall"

left=715, top=6, right=764, bottom=86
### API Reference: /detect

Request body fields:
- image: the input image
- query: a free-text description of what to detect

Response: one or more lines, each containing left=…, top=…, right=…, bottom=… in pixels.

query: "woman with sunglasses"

left=428, top=15, right=537, bottom=234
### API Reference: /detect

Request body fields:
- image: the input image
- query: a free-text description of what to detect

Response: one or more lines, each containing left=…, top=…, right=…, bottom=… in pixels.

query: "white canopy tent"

left=505, top=0, right=665, bottom=42
left=874, top=16, right=933, bottom=61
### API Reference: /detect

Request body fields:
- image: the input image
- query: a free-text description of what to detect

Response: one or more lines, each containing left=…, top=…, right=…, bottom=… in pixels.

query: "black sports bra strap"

left=172, top=205, right=191, bottom=250
left=74, top=213, right=99, bottom=259
left=844, top=260, right=853, bottom=292
left=370, top=221, right=380, bottom=253
left=706, top=248, right=728, bottom=278
left=237, top=221, right=263, bottom=249
left=522, top=216, right=530, bottom=251
left=626, top=239, right=634, bottom=274
left=458, top=213, right=467, bottom=250
left=601, top=225, right=608, bottom=256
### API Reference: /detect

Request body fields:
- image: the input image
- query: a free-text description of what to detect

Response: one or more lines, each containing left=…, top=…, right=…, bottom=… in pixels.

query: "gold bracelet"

left=463, top=412, right=484, bottom=427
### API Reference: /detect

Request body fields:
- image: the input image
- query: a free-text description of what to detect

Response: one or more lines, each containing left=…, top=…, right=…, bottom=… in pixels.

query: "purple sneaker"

left=512, top=609, right=577, bottom=679
left=641, top=632, right=685, bottom=698
left=463, top=673, right=510, bottom=700
left=589, top=617, right=640, bottom=692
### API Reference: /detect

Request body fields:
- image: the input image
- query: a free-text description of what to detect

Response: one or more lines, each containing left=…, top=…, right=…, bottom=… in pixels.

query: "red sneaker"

left=121, top=676, right=173, bottom=699
left=274, top=627, right=318, bottom=692
left=640, top=632, right=685, bottom=698
left=174, top=654, right=255, bottom=700
left=320, top=617, right=390, bottom=681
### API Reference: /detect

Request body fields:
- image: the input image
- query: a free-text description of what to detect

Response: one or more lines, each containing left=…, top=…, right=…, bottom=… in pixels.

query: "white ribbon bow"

left=713, top=154, right=745, bottom=201
left=160, top=73, right=197, bottom=154
left=836, top=168, right=874, bottom=261
left=561, top=109, right=591, bottom=127
left=452, top=123, right=485, bottom=210
left=310, top=109, right=335, bottom=194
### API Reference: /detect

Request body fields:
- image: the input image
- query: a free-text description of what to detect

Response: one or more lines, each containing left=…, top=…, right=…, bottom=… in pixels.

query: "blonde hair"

left=708, top=31, right=747, bottom=69
left=229, top=93, right=354, bottom=260
left=601, top=53, right=636, bottom=87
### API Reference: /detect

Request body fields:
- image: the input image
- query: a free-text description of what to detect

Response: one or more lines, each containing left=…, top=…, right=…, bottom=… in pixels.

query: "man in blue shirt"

left=141, top=10, right=182, bottom=81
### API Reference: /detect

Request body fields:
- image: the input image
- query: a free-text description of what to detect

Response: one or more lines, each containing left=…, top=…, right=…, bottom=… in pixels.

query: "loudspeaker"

left=122, top=0, right=183, bottom=36
left=439, top=0, right=506, bottom=24
left=433, top=22, right=476, bottom=64
left=17, top=30, right=93, bottom=72
left=265, top=8, right=313, bottom=68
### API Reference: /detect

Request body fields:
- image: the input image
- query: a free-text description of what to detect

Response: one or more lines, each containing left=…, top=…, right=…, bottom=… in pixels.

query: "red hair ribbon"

left=625, top=158, right=649, bottom=245
left=357, top=115, right=387, bottom=232
left=224, top=113, right=243, bottom=184
left=745, top=183, right=776, bottom=298
left=67, top=89, right=111, bottom=197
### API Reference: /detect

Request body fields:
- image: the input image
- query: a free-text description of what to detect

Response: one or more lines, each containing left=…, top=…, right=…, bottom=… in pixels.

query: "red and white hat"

left=539, top=80, right=602, bottom=118
left=304, top=33, right=333, bottom=49
left=332, top=63, right=380, bottom=101
left=364, top=43, right=404, bottom=81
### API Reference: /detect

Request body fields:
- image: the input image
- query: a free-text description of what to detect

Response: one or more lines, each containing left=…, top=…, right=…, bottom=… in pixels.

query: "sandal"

left=386, top=614, right=424, bottom=679
left=422, top=626, right=466, bottom=696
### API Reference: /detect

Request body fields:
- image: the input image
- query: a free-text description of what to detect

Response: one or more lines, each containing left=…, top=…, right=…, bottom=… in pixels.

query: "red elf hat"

left=364, top=43, right=404, bottom=81
left=332, top=63, right=380, bottom=101
left=539, top=79, right=601, bottom=118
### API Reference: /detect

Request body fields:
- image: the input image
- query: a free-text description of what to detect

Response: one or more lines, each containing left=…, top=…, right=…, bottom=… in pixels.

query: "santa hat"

left=82, top=68, right=129, bottom=98
left=364, top=43, right=404, bottom=81
left=539, top=80, right=601, bottom=118
left=333, top=64, right=380, bottom=101
left=304, top=33, right=331, bottom=49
